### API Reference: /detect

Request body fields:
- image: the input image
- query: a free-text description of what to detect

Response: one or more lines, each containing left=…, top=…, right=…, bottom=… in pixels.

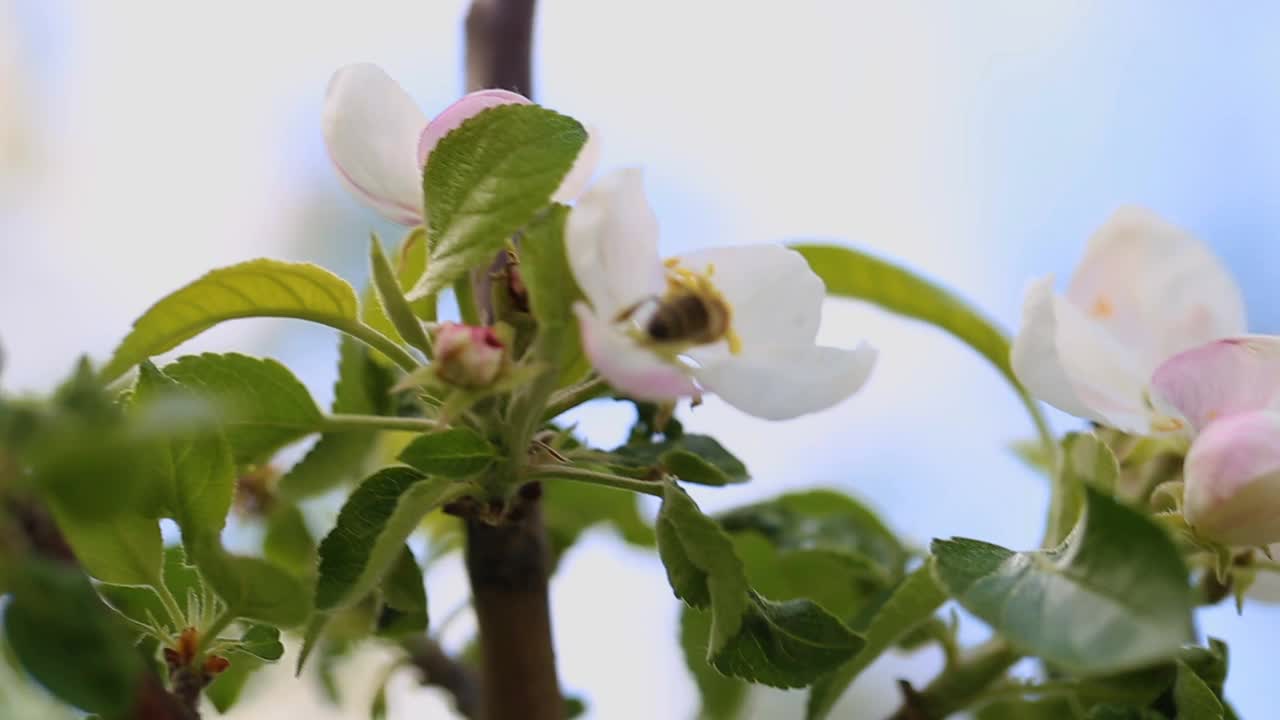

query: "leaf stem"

left=542, top=375, right=608, bottom=420
left=341, top=321, right=423, bottom=375
left=198, top=608, right=236, bottom=654
left=455, top=276, right=482, bottom=326
left=322, top=413, right=439, bottom=434
left=885, top=639, right=1021, bottom=720
left=153, top=581, right=187, bottom=630
left=527, top=464, right=666, bottom=498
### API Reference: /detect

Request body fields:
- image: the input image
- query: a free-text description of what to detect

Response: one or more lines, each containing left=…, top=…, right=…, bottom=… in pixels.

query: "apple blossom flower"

left=1179, top=410, right=1280, bottom=547
left=322, top=63, right=599, bottom=225
left=433, top=322, right=506, bottom=388
left=566, top=168, right=877, bottom=421
left=1010, top=207, right=1245, bottom=434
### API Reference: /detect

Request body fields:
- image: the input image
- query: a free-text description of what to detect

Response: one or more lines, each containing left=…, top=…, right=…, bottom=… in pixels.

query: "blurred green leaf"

left=192, top=541, right=310, bottom=627
left=101, top=259, right=361, bottom=382
left=933, top=488, right=1195, bottom=675
left=5, top=561, right=144, bottom=715
left=542, top=479, right=654, bottom=565
left=375, top=546, right=428, bottom=639
left=234, top=624, right=285, bottom=662
left=614, top=434, right=749, bottom=486
left=99, top=546, right=203, bottom=629
left=206, top=654, right=262, bottom=714
left=278, top=335, right=394, bottom=500
left=161, top=353, right=323, bottom=465
left=410, top=105, right=588, bottom=300
left=263, top=504, right=316, bottom=579
left=1174, top=660, right=1223, bottom=720
left=396, top=428, right=496, bottom=477
left=519, top=204, right=588, bottom=386
left=49, top=505, right=161, bottom=587
left=1047, top=433, right=1121, bottom=545
left=315, top=467, right=471, bottom=611
left=807, top=562, right=947, bottom=719
left=681, top=608, right=746, bottom=720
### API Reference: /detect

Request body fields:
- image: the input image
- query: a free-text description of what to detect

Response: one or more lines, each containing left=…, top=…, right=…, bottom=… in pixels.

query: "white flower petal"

left=1065, top=207, right=1246, bottom=368
left=693, top=343, right=876, bottom=421
left=1149, top=336, right=1280, bottom=433
left=674, top=245, right=824, bottom=352
left=566, top=168, right=664, bottom=319
left=574, top=303, right=696, bottom=401
left=1184, top=411, right=1280, bottom=547
left=416, top=88, right=531, bottom=166
left=551, top=124, right=601, bottom=203
left=322, top=63, right=428, bottom=225
left=1011, top=275, right=1150, bottom=432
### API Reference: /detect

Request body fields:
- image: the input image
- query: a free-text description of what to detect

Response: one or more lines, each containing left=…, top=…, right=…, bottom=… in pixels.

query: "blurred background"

left=2, top=1, right=1280, bottom=717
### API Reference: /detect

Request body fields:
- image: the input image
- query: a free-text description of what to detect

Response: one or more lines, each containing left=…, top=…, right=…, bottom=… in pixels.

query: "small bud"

left=1184, top=410, right=1280, bottom=547
left=203, top=654, right=231, bottom=677
left=433, top=322, right=505, bottom=388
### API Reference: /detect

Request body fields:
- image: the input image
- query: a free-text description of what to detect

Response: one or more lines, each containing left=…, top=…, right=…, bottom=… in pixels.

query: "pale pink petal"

left=566, top=169, right=665, bottom=319
left=551, top=124, right=601, bottom=203
left=674, top=245, right=824, bottom=353
left=1184, top=411, right=1280, bottom=547
left=573, top=303, right=696, bottom=401
left=1149, top=336, right=1280, bottom=433
left=1065, top=207, right=1246, bottom=369
left=693, top=343, right=876, bottom=421
left=416, top=88, right=531, bottom=167
left=1011, top=275, right=1150, bottom=432
left=322, top=63, right=428, bottom=225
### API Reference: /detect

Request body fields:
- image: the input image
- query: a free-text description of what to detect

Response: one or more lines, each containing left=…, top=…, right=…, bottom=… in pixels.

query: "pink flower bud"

left=433, top=323, right=505, bottom=388
left=1184, top=410, right=1280, bottom=547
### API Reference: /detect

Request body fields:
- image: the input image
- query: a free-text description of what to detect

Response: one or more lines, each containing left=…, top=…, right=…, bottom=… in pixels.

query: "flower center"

left=614, top=260, right=742, bottom=355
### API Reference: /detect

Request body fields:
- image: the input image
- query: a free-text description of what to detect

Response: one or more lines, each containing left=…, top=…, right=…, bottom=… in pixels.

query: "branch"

left=403, top=636, right=482, bottom=719
left=464, top=0, right=538, bottom=95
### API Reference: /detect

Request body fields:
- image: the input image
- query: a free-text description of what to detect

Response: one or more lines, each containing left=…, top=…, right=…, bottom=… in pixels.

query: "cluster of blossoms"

left=323, top=64, right=1277, bottom=560
left=1011, top=208, right=1280, bottom=551
left=322, top=63, right=876, bottom=422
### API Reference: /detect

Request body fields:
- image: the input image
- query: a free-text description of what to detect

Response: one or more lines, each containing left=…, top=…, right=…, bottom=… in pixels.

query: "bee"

left=615, top=290, right=733, bottom=347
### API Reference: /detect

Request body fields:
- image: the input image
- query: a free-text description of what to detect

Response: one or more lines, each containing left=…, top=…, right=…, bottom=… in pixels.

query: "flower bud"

left=433, top=322, right=506, bottom=388
left=1184, top=410, right=1280, bottom=547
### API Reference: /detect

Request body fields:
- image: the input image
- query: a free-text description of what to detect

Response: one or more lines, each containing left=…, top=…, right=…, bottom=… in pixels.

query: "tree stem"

left=460, top=1, right=562, bottom=718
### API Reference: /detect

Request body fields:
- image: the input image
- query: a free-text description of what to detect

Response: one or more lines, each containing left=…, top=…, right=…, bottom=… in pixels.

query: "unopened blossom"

left=566, top=168, right=876, bottom=421
left=322, top=63, right=599, bottom=225
left=1011, top=208, right=1245, bottom=435
left=1148, top=337, right=1280, bottom=546
left=433, top=322, right=506, bottom=388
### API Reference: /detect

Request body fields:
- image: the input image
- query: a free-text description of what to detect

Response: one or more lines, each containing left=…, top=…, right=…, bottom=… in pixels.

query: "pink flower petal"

left=1149, top=335, right=1280, bottom=433
left=1184, top=410, right=1280, bottom=547
left=416, top=89, right=531, bottom=167
left=573, top=303, right=696, bottom=402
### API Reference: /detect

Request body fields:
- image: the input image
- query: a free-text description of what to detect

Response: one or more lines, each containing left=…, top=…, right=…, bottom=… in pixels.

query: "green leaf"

left=161, top=353, right=324, bottom=464
left=206, top=655, right=262, bottom=713
left=410, top=104, right=588, bottom=300
left=656, top=483, right=750, bottom=654
left=792, top=243, right=1050, bottom=452
left=1048, top=433, right=1121, bottom=545
left=396, top=428, right=497, bottom=477
left=933, top=488, right=1195, bottom=675
left=1174, top=660, right=1223, bottom=720
left=133, top=362, right=236, bottom=546
left=680, top=608, right=747, bottom=720
left=542, top=479, right=655, bottom=566
left=806, top=561, right=948, bottom=719
left=5, top=561, right=145, bottom=715
left=191, top=541, right=310, bottom=627
left=709, top=591, right=864, bottom=689
left=235, top=624, right=285, bottom=662
left=614, top=434, right=750, bottom=487
left=518, top=204, right=588, bottom=385
left=363, top=228, right=434, bottom=349
left=718, top=490, right=907, bottom=578
left=370, top=233, right=433, bottom=356
left=733, top=535, right=890, bottom=624
left=375, top=546, right=429, bottom=639
left=1086, top=707, right=1168, bottom=720
left=48, top=505, right=161, bottom=587
left=98, top=546, right=203, bottom=629
left=263, top=504, right=317, bottom=579
left=315, top=467, right=470, bottom=611
left=278, top=335, right=394, bottom=500
left=102, top=259, right=361, bottom=382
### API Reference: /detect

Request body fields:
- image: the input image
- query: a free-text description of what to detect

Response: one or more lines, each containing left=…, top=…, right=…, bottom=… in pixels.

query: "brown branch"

left=464, top=0, right=538, bottom=95
left=403, top=635, right=481, bottom=719
left=463, top=485, right=562, bottom=720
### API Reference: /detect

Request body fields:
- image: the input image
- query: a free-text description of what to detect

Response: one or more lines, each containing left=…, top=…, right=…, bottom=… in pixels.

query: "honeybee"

left=615, top=290, right=733, bottom=346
